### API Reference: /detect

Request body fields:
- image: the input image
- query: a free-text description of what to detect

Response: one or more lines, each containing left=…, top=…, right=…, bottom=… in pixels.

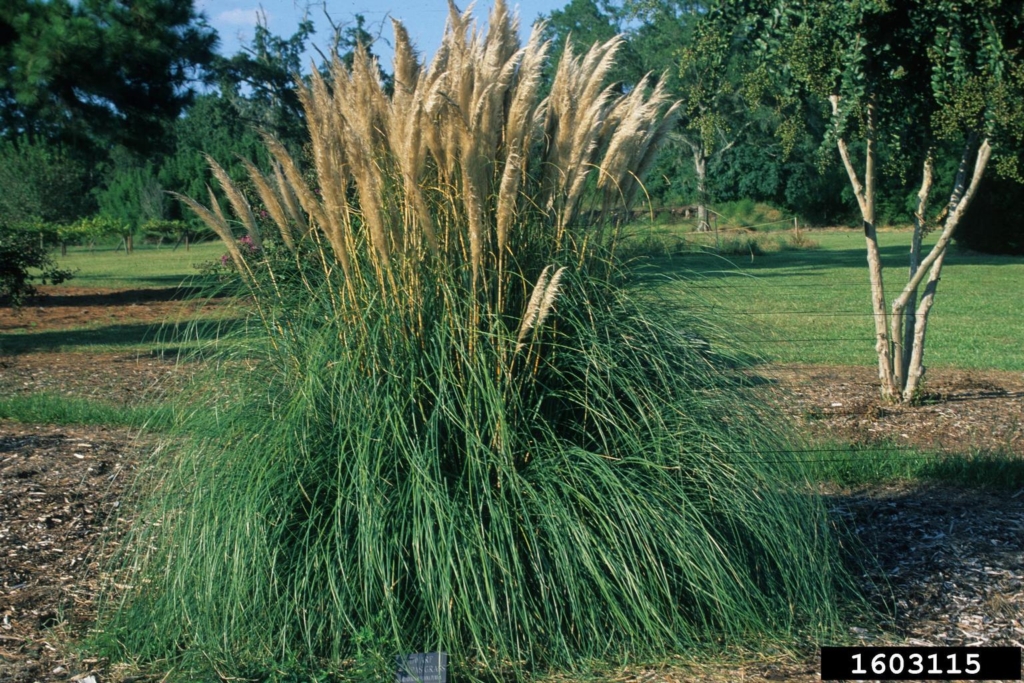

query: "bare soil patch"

left=1, top=290, right=1022, bottom=681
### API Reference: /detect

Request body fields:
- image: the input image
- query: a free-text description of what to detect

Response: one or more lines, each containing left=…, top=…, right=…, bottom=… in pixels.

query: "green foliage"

left=70, top=215, right=133, bottom=241
left=213, top=15, right=316, bottom=143
left=542, top=0, right=644, bottom=85
left=0, top=136, right=95, bottom=227
left=141, top=218, right=206, bottom=246
left=738, top=0, right=1024, bottom=181
left=0, top=0, right=216, bottom=153
left=0, top=224, right=74, bottom=306
left=100, top=261, right=847, bottom=680
left=954, top=175, right=1024, bottom=254
left=158, top=94, right=268, bottom=212
left=97, top=148, right=167, bottom=229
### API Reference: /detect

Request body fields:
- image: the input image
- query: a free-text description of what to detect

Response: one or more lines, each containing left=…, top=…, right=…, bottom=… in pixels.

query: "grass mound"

left=97, top=4, right=848, bottom=679
left=101, top=269, right=845, bottom=679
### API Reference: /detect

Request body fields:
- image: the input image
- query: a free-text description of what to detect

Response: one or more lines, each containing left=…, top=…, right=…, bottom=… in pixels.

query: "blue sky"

left=195, top=0, right=568, bottom=67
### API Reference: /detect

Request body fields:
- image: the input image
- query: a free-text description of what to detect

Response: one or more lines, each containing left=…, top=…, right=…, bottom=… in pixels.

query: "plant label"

left=396, top=652, right=447, bottom=683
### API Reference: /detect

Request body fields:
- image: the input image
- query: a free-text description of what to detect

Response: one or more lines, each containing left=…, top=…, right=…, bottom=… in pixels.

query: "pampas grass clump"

left=99, top=2, right=847, bottom=679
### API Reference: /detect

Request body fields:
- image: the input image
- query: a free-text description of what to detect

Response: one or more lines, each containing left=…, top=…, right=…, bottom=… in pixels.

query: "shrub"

left=100, top=4, right=848, bottom=679
left=0, top=225, right=74, bottom=307
left=716, top=233, right=769, bottom=257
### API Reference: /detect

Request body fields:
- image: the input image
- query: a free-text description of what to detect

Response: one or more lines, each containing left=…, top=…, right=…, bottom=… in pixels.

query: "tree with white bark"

left=735, top=0, right=1024, bottom=402
left=671, top=4, right=759, bottom=231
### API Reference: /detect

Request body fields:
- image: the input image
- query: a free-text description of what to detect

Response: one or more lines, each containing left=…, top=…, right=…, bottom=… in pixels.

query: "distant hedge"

left=955, top=176, right=1024, bottom=255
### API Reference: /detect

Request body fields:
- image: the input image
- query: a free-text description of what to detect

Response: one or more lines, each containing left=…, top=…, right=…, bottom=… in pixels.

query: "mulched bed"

left=0, top=286, right=228, bottom=334
left=1, top=333, right=1022, bottom=680
left=0, top=423, right=138, bottom=683
left=0, top=352, right=184, bottom=407
left=835, top=485, right=1024, bottom=649
left=764, top=364, right=1024, bottom=456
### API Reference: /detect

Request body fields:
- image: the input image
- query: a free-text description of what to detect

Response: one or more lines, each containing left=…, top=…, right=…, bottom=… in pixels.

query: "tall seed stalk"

left=186, top=0, right=678, bottom=347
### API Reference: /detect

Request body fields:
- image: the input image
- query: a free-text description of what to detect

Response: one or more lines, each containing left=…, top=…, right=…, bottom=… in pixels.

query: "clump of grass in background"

left=712, top=200, right=786, bottom=229
left=98, top=3, right=849, bottom=680
left=716, top=233, right=769, bottom=257
left=783, top=228, right=820, bottom=251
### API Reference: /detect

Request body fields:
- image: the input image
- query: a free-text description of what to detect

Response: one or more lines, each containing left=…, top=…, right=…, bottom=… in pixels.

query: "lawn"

left=13, top=230, right=1022, bottom=370
left=2, top=242, right=234, bottom=355
left=643, top=228, right=1024, bottom=371
left=54, top=240, right=225, bottom=289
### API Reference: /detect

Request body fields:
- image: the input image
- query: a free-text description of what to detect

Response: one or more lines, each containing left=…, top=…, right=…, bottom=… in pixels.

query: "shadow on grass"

left=634, top=242, right=1023, bottom=282
left=918, top=452, right=1024, bottom=491
left=0, top=319, right=239, bottom=355
left=27, top=285, right=226, bottom=307
left=804, top=443, right=1024, bottom=492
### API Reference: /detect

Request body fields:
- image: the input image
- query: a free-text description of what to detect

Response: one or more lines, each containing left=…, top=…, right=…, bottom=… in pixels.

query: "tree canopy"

left=0, top=0, right=216, bottom=153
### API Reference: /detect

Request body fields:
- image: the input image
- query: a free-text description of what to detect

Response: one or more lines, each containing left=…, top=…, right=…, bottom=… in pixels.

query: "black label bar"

left=821, top=646, right=1021, bottom=680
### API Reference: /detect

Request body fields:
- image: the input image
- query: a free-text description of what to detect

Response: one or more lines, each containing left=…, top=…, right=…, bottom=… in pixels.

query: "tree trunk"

left=899, top=138, right=991, bottom=401
left=830, top=97, right=899, bottom=401
left=694, top=152, right=710, bottom=232
left=892, top=152, right=934, bottom=395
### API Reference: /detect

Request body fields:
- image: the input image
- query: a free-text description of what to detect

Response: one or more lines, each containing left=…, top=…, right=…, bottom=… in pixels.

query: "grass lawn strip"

left=649, top=228, right=1024, bottom=371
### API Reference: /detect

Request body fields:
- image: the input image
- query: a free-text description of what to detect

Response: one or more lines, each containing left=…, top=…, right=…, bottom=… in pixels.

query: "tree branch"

left=896, top=138, right=991, bottom=307
left=829, top=95, right=869, bottom=218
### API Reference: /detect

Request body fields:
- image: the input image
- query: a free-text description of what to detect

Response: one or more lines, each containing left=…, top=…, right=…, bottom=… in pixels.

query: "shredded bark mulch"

left=764, top=364, right=1024, bottom=456
left=0, top=423, right=138, bottom=683
left=0, top=286, right=226, bottom=335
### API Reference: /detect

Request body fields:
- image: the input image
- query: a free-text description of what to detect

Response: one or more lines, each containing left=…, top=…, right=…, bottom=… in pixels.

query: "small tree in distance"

left=736, top=0, right=1024, bottom=402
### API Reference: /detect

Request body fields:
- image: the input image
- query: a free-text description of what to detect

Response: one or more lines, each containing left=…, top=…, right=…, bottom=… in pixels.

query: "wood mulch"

left=763, top=364, right=1024, bottom=457
left=0, top=286, right=227, bottom=334
left=1, top=320, right=1022, bottom=681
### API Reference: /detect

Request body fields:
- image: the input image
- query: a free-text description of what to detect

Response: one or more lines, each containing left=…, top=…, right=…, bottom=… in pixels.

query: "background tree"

left=0, top=0, right=216, bottom=154
left=0, top=224, right=73, bottom=307
left=954, top=175, right=1024, bottom=255
left=738, top=0, right=1024, bottom=402
left=664, top=2, right=761, bottom=230
left=544, top=1, right=782, bottom=224
left=96, top=148, right=168, bottom=254
left=213, top=11, right=314, bottom=144
left=0, top=136, right=95, bottom=228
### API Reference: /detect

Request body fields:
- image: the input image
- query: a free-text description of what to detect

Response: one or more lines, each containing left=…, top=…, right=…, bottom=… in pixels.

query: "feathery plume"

left=206, top=156, right=261, bottom=249
left=241, top=158, right=295, bottom=251
left=516, top=265, right=552, bottom=347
